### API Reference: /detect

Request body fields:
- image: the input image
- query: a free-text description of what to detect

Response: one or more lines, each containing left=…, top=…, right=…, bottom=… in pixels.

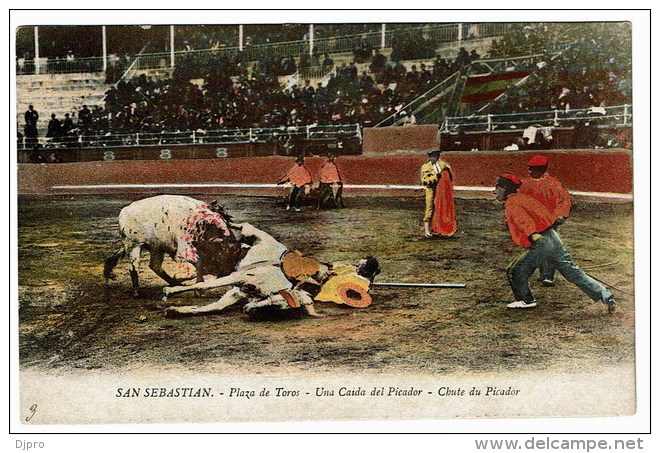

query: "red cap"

left=499, top=173, right=522, bottom=185
left=527, top=155, right=549, bottom=167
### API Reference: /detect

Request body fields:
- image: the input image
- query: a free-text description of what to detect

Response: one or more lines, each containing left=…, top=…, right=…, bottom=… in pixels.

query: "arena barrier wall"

left=17, top=137, right=363, bottom=164
left=362, top=125, right=440, bottom=153
left=18, top=149, right=632, bottom=197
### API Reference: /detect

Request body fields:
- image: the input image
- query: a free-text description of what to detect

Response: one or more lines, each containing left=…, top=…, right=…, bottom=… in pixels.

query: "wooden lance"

left=372, top=282, right=466, bottom=289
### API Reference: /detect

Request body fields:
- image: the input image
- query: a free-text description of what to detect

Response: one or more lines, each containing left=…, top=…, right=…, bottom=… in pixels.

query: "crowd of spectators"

left=487, top=23, right=557, bottom=58
left=168, top=24, right=383, bottom=54
left=465, top=23, right=632, bottom=150
left=19, top=42, right=478, bottom=151
left=486, top=23, right=631, bottom=115
left=16, top=23, right=491, bottom=78
left=174, top=25, right=239, bottom=52
left=19, top=22, right=632, bottom=152
left=174, top=24, right=314, bottom=50
left=389, top=28, right=438, bottom=62
left=171, top=24, right=384, bottom=52
left=103, top=47, right=479, bottom=138
left=16, top=51, right=106, bottom=75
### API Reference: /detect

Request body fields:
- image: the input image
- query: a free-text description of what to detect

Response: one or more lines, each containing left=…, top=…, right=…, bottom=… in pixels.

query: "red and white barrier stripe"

left=50, top=183, right=633, bottom=201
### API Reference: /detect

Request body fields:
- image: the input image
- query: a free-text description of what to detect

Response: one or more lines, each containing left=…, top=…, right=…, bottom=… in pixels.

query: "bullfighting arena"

left=18, top=190, right=634, bottom=377
left=12, top=16, right=647, bottom=427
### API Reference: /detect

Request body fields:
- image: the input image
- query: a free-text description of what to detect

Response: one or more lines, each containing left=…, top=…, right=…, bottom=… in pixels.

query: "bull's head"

left=194, top=222, right=245, bottom=277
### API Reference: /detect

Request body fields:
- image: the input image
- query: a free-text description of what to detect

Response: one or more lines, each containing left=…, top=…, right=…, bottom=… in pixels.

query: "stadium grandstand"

left=16, top=22, right=632, bottom=162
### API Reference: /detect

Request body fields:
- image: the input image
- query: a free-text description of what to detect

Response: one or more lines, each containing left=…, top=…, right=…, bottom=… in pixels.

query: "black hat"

left=426, top=148, right=441, bottom=156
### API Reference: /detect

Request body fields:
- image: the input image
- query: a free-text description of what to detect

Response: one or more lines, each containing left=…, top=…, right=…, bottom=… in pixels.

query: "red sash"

left=431, top=169, right=457, bottom=236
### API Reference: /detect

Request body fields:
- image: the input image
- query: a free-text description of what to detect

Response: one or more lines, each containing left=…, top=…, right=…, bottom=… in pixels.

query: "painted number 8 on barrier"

left=103, top=151, right=115, bottom=161
left=216, top=148, right=228, bottom=158
left=160, top=149, right=172, bottom=159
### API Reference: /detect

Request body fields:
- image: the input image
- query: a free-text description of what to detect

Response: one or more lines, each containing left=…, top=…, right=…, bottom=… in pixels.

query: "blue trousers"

left=288, top=185, right=304, bottom=208
left=506, top=228, right=612, bottom=304
left=538, top=224, right=559, bottom=281
left=539, top=257, right=556, bottom=281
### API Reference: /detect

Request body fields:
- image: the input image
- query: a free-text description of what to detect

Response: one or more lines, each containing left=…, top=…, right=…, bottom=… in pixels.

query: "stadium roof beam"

left=34, top=26, right=39, bottom=74
left=309, top=24, right=314, bottom=55
left=170, top=25, right=175, bottom=67
left=102, top=26, right=107, bottom=72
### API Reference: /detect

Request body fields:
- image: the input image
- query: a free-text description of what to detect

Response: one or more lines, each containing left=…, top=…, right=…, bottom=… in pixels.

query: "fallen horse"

left=163, top=221, right=381, bottom=318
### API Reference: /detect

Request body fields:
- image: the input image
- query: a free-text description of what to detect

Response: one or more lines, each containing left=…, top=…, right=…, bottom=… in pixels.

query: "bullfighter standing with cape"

left=420, top=148, right=457, bottom=238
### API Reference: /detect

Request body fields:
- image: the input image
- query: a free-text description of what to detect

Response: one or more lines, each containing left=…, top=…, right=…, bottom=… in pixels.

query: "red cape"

left=431, top=169, right=457, bottom=236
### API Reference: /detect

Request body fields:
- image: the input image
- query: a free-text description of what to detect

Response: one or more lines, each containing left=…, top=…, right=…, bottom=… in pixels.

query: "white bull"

left=104, top=195, right=243, bottom=295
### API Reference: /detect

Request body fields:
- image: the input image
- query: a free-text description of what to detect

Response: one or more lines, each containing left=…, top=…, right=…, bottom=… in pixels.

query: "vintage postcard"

left=10, top=9, right=649, bottom=434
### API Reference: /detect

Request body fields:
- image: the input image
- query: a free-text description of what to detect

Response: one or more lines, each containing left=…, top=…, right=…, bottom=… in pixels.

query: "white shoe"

left=605, top=297, right=617, bottom=314
left=541, top=279, right=555, bottom=287
left=506, top=300, right=538, bottom=309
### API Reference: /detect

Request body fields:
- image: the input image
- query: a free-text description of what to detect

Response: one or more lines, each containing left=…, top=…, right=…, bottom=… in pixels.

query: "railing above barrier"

left=469, top=52, right=558, bottom=74
left=442, top=105, right=632, bottom=132
left=19, top=123, right=362, bottom=151
left=16, top=56, right=107, bottom=75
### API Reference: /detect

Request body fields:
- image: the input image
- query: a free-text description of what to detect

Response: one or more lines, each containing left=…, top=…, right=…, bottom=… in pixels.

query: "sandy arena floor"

left=18, top=193, right=634, bottom=376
